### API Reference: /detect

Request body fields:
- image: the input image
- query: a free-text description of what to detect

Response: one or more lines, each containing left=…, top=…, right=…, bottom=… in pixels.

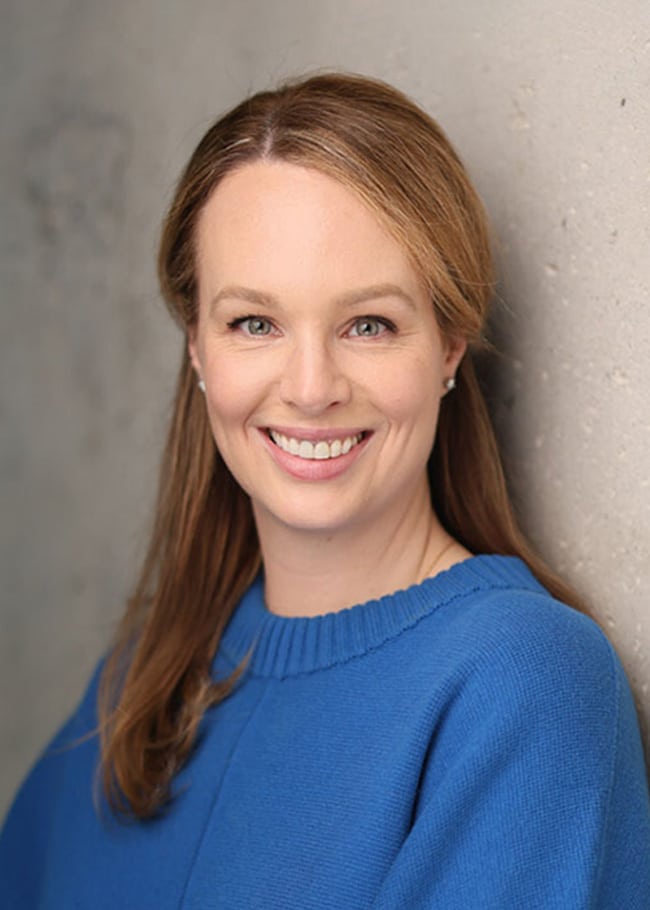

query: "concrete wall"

left=2, top=0, right=649, bottom=816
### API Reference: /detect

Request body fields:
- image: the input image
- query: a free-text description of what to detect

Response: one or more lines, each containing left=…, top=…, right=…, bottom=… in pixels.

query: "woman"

left=2, top=72, right=649, bottom=908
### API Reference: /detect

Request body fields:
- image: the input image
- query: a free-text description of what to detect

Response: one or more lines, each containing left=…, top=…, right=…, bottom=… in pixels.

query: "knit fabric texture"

left=2, top=554, right=650, bottom=908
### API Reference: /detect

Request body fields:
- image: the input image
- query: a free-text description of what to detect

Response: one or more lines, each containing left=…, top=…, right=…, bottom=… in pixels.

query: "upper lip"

left=263, top=426, right=369, bottom=442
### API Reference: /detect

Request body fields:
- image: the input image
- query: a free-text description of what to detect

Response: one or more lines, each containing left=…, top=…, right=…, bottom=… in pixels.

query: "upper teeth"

left=269, top=430, right=363, bottom=460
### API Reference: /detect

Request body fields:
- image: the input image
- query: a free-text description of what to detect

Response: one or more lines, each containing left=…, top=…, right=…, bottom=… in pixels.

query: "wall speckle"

left=24, top=112, right=130, bottom=253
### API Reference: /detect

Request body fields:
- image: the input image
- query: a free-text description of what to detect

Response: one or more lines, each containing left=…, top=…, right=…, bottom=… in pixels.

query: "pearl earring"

left=444, top=377, right=456, bottom=392
left=198, top=379, right=206, bottom=393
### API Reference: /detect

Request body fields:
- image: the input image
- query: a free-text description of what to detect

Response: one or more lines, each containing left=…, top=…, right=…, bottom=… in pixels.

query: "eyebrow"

left=209, top=283, right=416, bottom=314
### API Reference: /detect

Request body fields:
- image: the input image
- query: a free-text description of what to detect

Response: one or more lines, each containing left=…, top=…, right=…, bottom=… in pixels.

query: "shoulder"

left=463, top=580, right=614, bottom=678
left=411, top=558, right=641, bottom=784
left=427, top=555, right=616, bottom=676
left=410, top=556, right=626, bottom=738
left=405, top=560, right=650, bottom=905
left=0, top=658, right=107, bottom=901
left=1, top=658, right=104, bottom=834
left=51, top=656, right=105, bottom=746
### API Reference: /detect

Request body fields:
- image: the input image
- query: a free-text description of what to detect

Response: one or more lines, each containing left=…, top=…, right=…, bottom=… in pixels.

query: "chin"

left=253, top=495, right=365, bottom=536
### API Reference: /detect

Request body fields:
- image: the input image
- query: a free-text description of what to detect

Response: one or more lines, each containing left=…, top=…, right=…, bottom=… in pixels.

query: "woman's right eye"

left=227, top=316, right=274, bottom=336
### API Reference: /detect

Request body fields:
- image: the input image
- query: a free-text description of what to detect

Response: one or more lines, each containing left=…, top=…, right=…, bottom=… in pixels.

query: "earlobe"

left=440, top=336, right=466, bottom=396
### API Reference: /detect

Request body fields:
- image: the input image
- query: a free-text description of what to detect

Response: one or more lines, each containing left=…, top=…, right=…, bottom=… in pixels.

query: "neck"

left=253, top=480, right=464, bottom=617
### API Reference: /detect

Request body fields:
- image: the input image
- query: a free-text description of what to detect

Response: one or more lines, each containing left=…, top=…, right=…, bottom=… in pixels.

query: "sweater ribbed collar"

left=217, top=555, right=546, bottom=679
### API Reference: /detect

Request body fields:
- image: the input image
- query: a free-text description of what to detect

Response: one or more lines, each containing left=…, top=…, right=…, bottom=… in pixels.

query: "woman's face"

left=189, top=160, right=465, bottom=539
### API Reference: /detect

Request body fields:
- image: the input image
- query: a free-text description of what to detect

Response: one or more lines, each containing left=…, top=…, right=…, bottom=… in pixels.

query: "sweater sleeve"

left=370, top=603, right=650, bottom=910
left=0, top=658, right=104, bottom=906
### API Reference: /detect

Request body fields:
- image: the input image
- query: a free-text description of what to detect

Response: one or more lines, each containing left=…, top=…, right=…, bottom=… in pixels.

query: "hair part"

left=99, top=71, right=586, bottom=819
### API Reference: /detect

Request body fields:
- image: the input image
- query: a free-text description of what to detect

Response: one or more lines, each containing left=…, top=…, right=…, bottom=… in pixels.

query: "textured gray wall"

left=2, top=0, right=649, bottom=816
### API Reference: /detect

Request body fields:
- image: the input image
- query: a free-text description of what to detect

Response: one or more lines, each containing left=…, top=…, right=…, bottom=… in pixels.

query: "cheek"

left=202, top=383, right=253, bottom=458
left=370, top=356, right=440, bottom=420
left=203, top=355, right=267, bottom=423
left=373, top=362, right=442, bottom=465
left=202, top=381, right=257, bottom=491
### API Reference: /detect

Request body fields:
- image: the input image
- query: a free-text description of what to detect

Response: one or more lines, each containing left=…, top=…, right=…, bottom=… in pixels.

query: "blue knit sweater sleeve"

left=370, top=593, right=650, bottom=909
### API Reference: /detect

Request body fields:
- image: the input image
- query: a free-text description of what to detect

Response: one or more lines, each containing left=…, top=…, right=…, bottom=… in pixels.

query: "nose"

left=279, top=336, right=351, bottom=415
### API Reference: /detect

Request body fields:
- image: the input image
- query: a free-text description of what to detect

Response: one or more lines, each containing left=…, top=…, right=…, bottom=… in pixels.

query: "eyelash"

left=226, top=315, right=397, bottom=338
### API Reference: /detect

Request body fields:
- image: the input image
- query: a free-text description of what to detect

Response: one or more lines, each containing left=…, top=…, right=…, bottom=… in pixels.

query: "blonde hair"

left=99, top=71, right=585, bottom=818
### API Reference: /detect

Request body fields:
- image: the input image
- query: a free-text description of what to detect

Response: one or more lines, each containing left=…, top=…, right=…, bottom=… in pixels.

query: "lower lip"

left=259, top=431, right=370, bottom=481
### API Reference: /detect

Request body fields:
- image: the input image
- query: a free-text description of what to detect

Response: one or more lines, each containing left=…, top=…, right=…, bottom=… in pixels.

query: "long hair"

left=99, top=71, right=585, bottom=818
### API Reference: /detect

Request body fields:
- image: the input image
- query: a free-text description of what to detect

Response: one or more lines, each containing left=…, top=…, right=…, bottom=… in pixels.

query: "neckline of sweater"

left=216, top=554, right=546, bottom=679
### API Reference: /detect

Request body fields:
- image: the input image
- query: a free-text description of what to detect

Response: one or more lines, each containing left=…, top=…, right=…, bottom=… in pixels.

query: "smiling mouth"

left=267, top=430, right=366, bottom=460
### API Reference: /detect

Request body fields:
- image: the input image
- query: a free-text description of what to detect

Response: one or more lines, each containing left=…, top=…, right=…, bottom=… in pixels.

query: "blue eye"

left=228, top=316, right=274, bottom=336
left=349, top=317, right=393, bottom=337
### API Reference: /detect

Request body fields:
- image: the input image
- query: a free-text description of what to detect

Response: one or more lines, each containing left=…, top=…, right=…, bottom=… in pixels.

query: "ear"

left=443, top=334, right=467, bottom=375
left=187, top=327, right=202, bottom=375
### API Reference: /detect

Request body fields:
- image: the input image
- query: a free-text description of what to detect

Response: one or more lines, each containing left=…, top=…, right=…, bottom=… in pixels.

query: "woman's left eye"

left=347, top=317, right=394, bottom=337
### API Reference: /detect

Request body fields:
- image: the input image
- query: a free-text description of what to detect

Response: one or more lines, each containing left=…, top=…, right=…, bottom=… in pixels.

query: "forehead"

left=195, top=160, right=421, bottom=295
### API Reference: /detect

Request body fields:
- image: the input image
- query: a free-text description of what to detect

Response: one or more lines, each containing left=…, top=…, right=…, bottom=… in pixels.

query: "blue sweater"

left=2, top=555, right=650, bottom=908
